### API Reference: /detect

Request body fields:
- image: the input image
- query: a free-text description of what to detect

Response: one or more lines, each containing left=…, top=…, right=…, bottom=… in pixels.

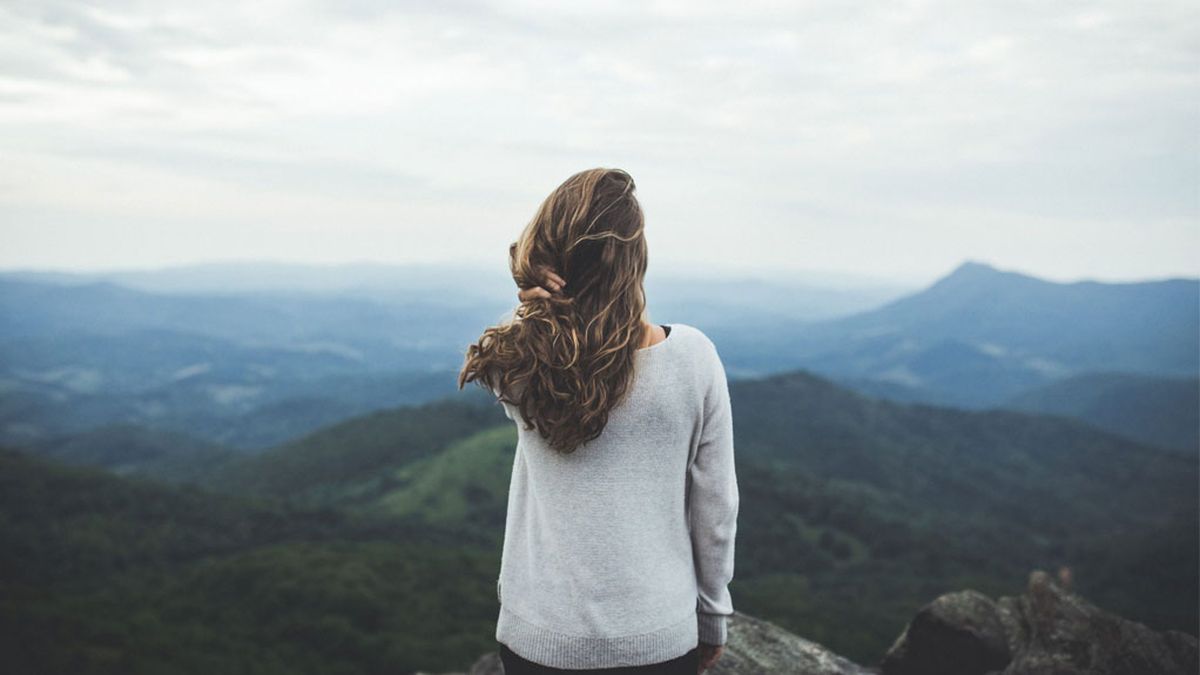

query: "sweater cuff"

left=697, top=612, right=728, bottom=645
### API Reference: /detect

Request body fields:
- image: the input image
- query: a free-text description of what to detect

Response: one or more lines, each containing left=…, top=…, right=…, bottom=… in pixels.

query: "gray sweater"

left=492, top=322, right=739, bottom=669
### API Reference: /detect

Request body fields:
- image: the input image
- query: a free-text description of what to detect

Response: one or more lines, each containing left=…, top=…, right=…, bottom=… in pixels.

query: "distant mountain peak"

left=948, top=259, right=998, bottom=276
left=923, top=259, right=1040, bottom=295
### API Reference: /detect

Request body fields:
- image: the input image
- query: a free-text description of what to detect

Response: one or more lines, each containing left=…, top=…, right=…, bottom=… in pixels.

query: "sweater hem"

left=496, top=605, right=699, bottom=669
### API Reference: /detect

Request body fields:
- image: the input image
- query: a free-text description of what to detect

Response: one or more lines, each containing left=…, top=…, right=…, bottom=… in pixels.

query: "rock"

left=480, top=611, right=877, bottom=675
left=410, top=650, right=500, bottom=675
left=879, top=589, right=1010, bottom=675
left=881, top=569, right=1200, bottom=675
left=706, top=611, right=880, bottom=675
left=467, top=650, right=503, bottom=675
left=1002, top=569, right=1198, bottom=675
left=473, top=569, right=1198, bottom=674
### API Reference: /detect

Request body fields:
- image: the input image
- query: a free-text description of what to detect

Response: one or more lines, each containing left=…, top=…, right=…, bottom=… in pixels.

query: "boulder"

left=472, top=569, right=1198, bottom=674
left=881, top=569, right=1199, bottom=675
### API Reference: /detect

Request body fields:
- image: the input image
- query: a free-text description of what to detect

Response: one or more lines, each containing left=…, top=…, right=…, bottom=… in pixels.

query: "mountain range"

left=715, top=260, right=1198, bottom=409
left=1, top=258, right=1196, bottom=672
left=3, top=260, right=1196, bottom=456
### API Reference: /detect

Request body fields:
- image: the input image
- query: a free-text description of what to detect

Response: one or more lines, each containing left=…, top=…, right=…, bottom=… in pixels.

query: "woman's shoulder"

left=667, top=322, right=718, bottom=353
left=664, top=323, right=725, bottom=376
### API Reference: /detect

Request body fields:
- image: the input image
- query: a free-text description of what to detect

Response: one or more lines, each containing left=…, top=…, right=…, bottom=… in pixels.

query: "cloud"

left=0, top=0, right=1196, bottom=281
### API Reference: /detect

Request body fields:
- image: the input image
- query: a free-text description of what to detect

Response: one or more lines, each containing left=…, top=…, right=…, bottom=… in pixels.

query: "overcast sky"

left=1, top=0, right=1196, bottom=285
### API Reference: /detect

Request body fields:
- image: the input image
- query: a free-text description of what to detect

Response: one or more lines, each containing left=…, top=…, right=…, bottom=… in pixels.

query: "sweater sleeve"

left=687, top=341, right=740, bottom=645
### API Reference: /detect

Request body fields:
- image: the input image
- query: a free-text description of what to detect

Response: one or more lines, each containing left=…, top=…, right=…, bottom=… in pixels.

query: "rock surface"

left=700, top=611, right=880, bottom=675
left=463, top=611, right=877, bottom=675
left=881, top=569, right=1199, bottom=675
left=458, top=569, right=1197, bottom=674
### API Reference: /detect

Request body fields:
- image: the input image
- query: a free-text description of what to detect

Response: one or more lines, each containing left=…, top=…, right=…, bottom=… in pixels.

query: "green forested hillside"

left=185, top=372, right=1197, bottom=662
left=0, top=448, right=503, bottom=675
left=723, top=370, right=1198, bottom=654
left=21, top=422, right=237, bottom=480
left=3, top=370, right=1196, bottom=671
left=729, top=370, right=1193, bottom=532
left=201, top=397, right=505, bottom=497
left=365, top=425, right=515, bottom=530
left=1003, top=371, right=1199, bottom=454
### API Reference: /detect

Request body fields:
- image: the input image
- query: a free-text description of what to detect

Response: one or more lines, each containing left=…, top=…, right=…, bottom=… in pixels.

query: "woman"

left=459, top=168, right=739, bottom=674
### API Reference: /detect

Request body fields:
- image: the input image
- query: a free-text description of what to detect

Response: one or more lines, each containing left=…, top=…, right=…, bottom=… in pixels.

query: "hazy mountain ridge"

left=0, top=261, right=912, bottom=320
left=0, top=263, right=910, bottom=450
left=0, top=323, right=464, bottom=450
left=752, top=260, right=1199, bottom=408
left=4, top=260, right=1195, bottom=453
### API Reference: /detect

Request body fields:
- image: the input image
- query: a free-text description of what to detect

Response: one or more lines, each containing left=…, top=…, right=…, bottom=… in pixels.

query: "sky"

left=1, top=0, right=1196, bottom=285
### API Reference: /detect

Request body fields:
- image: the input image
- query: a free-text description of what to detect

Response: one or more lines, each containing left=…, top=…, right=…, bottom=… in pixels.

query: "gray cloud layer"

left=1, top=0, right=1196, bottom=282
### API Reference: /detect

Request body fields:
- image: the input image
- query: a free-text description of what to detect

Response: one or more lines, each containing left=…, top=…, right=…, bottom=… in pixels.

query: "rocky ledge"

left=448, top=569, right=1197, bottom=675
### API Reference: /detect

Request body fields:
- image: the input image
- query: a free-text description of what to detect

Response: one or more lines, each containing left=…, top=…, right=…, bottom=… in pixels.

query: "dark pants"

left=498, top=642, right=700, bottom=675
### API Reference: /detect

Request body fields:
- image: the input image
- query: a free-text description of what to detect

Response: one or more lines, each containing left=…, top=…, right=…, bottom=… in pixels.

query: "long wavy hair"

left=458, top=167, right=652, bottom=454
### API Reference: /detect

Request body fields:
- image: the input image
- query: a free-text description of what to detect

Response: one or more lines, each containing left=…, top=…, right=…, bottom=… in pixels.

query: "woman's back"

left=493, top=321, right=739, bottom=669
